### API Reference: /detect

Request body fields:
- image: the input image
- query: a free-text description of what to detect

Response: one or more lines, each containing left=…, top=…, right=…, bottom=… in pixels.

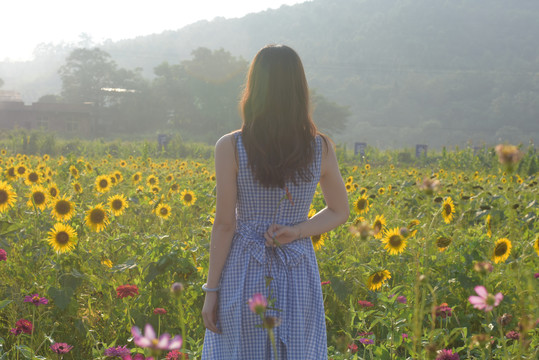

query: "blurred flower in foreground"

left=166, top=350, right=189, bottom=359
left=50, top=342, right=73, bottom=354
left=248, top=293, right=267, bottom=315
left=24, top=294, right=48, bottom=306
left=171, top=282, right=184, bottom=296
left=349, top=221, right=373, bottom=240
left=419, top=177, right=441, bottom=195
left=468, top=285, right=503, bottom=312
left=104, top=345, right=131, bottom=357
left=396, top=295, right=407, bottom=304
left=358, top=300, right=374, bottom=308
left=0, top=248, right=6, bottom=261
left=473, top=261, right=493, bottom=274
left=435, top=349, right=460, bottom=360
left=131, top=324, right=182, bottom=350
left=495, top=144, right=523, bottom=170
left=153, top=308, right=167, bottom=315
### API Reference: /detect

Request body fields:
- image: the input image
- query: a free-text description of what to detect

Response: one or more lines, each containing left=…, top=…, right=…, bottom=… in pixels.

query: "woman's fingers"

left=203, top=311, right=221, bottom=333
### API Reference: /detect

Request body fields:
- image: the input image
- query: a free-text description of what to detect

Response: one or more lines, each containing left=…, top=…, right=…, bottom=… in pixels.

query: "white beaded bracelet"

left=202, top=283, right=220, bottom=292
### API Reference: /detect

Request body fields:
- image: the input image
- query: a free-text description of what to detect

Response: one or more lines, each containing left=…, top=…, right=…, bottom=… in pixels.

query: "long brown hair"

left=240, top=44, right=319, bottom=188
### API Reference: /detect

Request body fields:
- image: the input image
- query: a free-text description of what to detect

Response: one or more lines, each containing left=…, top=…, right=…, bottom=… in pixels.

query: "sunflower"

left=534, top=236, right=539, bottom=257
left=0, top=181, right=17, bottom=213
left=131, top=172, right=142, bottom=184
left=5, top=166, right=17, bottom=181
left=95, top=175, right=111, bottom=193
left=345, top=183, right=353, bottom=192
left=169, top=183, right=180, bottom=194
left=113, top=171, right=123, bottom=183
left=372, top=214, right=386, bottom=239
left=85, top=163, right=93, bottom=172
left=150, top=185, right=161, bottom=194
left=311, top=233, right=327, bottom=251
left=155, top=203, right=172, bottom=220
left=346, top=176, right=353, bottom=184
left=436, top=236, right=452, bottom=252
left=47, top=223, right=77, bottom=253
left=367, top=270, right=391, bottom=291
left=109, top=175, right=117, bottom=186
left=165, top=173, right=174, bottom=182
left=146, top=174, right=159, bottom=187
left=365, top=164, right=371, bottom=171
left=378, top=187, right=385, bottom=195
left=382, top=227, right=407, bottom=255
left=492, top=238, right=512, bottom=264
left=72, top=181, right=83, bottom=194
left=27, top=185, right=48, bottom=211
left=0, top=149, right=6, bottom=156
left=69, top=165, right=80, bottom=179
left=24, top=170, right=41, bottom=186
left=108, top=194, right=128, bottom=216
left=353, top=194, right=370, bottom=214
left=15, top=164, right=27, bottom=177
left=48, top=183, right=59, bottom=199
left=50, top=196, right=76, bottom=222
left=485, top=214, right=492, bottom=238
left=119, top=160, right=127, bottom=168
left=441, top=197, right=455, bottom=224
left=181, top=189, right=197, bottom=206
left=85, top=204, right=110, bottom=232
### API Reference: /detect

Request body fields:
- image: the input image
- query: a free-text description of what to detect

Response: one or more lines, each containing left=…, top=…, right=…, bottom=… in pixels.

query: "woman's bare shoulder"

left=216, top=131, right=239, bottom=149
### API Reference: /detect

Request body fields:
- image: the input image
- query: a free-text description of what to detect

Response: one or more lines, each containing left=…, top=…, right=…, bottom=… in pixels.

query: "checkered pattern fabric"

left=201, top=132, right=327, bottom=359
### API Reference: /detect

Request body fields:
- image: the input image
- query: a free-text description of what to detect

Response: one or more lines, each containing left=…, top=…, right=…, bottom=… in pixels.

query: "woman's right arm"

left=202, top=133, right=238, bottom=333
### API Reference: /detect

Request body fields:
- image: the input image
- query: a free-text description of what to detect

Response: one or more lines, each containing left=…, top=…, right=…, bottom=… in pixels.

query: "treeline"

left=46, top=47, right=348, bottom=143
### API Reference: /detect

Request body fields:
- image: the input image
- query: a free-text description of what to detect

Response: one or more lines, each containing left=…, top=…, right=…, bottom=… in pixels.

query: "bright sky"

left=1, top=0, right=310, bottom=61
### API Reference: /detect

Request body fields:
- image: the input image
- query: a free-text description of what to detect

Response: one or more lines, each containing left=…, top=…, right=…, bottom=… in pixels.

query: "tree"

left=58, top=48, right=118, bottom=107
left=311, top=90, right=350, bottom=136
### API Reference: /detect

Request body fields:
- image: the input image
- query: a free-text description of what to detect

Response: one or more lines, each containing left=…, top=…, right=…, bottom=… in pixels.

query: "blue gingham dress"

left=202, top=132, right=327, bottom=360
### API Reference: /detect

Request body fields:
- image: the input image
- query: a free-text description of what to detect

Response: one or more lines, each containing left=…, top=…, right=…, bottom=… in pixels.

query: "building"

left=0, top=92, right=95, bottom=135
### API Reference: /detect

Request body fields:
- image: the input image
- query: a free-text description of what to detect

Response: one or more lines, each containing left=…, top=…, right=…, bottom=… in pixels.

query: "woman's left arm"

left=202, top=133, right=238, bottom=333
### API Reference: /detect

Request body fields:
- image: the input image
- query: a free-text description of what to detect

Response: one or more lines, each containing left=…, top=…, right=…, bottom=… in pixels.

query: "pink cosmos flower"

left=24, top=294, right=48, bottom=306
left=50, top=343, right=73, bottom=354
left=396, top=295, right=407, bottom=304
left=0, top=248, right=6, bottom=261
left=468, top=285, right=503, bottom=312
left=131, top=324, right=182, bottom=350
left=248, top=293, right=267, bottom=315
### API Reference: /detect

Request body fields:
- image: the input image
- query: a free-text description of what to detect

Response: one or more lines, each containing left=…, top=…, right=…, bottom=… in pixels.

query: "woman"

left=201, top=44, right=349, bottom=359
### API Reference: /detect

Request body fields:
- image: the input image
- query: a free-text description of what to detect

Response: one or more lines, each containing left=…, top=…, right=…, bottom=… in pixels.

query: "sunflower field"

left=0, top=136, right=538, bottom=359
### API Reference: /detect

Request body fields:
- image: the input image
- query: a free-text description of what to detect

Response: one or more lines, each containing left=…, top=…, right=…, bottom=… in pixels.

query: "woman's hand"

left=202, top=292, right=220, bottom=333
left=264, top=224, right=301, bottom=247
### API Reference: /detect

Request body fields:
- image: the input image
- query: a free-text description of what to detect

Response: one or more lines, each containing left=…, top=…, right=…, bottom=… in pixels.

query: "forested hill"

left=2, top=0, right=539, bottom=148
